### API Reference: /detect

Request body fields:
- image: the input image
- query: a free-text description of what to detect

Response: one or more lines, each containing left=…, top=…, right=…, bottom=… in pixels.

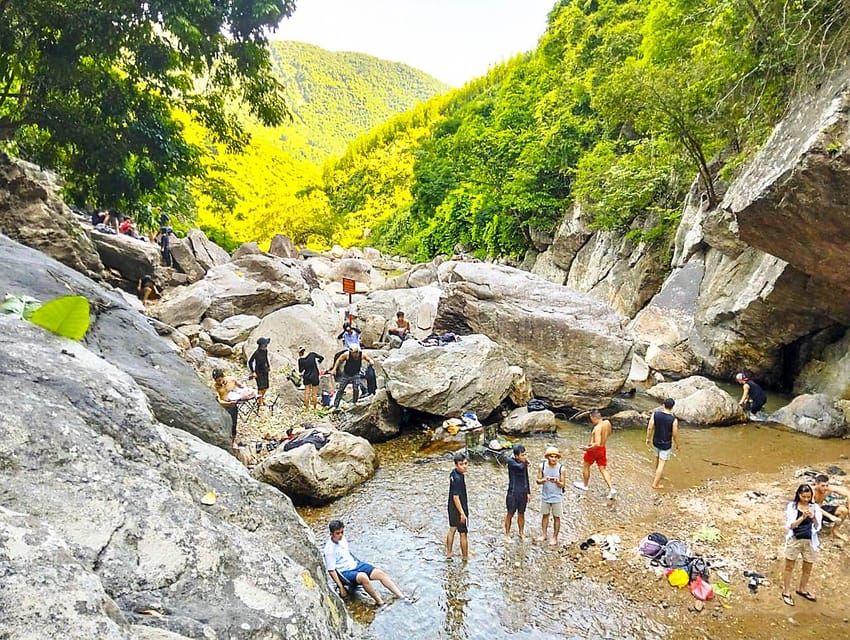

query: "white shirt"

left=784, top=501, right=822, bottom=551
left=323, top=535, right=358, bottom=572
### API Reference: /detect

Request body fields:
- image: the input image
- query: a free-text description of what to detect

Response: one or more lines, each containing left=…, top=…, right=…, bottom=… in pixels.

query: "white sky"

left=274, top=0, right=558, bottom=86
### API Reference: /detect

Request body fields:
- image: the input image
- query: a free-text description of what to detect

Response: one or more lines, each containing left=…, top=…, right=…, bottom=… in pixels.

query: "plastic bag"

left=689, top=576, right=715, bottom=600
left=666, top=568, right=689, bottom=588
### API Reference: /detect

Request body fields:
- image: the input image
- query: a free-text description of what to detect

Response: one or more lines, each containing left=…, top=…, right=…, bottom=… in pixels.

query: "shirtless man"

left=813, top=474, right=849, bottom=538
left=573, top=410, right=617, bottom=499
left=213, top=369, right=254, bottom=446
left=387, top=311, right=411, bottom=341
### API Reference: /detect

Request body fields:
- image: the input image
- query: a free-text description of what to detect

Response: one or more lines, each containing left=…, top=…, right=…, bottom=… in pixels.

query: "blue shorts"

left=654, top=446, right=673, bottom=461
left=339, top=561, right=375, bottom=585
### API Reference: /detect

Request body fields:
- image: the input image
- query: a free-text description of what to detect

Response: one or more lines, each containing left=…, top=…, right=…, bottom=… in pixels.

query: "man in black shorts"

left=446, top=452, right=469, bottom=561
left=735, top=372, right=767, bottom=417
left=504, top=444, right=530, bottom=543
left=813, top=473, right=849, bottom=538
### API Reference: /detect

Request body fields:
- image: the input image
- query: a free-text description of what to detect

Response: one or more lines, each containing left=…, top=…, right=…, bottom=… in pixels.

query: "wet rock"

left=769, top=393, right=848, bottom=438
left=336, top=389, right=402, bottom=442
left=611, top=410, right=649, bottom=430
left=501, top=407, right=557, bottom=434
left=647, top=376, right=746, bottom=426
left=383, top=334, right=514, bottom=418
left=435, top=261, right=633, bottom=409
left=253, top=428, right=377, bottom=504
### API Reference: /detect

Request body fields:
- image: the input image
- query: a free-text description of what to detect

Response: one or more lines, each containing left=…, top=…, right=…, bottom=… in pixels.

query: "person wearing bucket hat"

left=248, top=337, right=271, bottom=405
left=297, top=345, right=325, bottom=410
left=536, top=446, right=566, bottom=545
left=735, top=372, right=767, bottom=417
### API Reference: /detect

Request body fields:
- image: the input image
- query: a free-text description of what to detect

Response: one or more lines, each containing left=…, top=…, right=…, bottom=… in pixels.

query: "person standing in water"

left=504, top=444, right=531, bottom=543
left=537, top=446, right=566, bottom=546
left=446, top=452, right=470, bottom=561
left=645, top=398, right=679, bottom=489
left=735, top=372, right=767, bottom=417
left=573, top=410, right=617, bottom=500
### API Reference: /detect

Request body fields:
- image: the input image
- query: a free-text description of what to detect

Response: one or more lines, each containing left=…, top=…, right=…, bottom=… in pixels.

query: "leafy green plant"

left=2, top=294, right=91, bottom=341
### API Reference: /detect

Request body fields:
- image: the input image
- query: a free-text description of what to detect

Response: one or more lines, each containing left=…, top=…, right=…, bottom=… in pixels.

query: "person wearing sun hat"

left=536, top=445, right=566, bottom=546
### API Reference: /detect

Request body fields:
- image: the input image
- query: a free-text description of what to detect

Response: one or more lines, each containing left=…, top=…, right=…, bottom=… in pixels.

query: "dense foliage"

left=0, top=0, right=297, bottom=225
left=326, top=0, right=850, bottom=261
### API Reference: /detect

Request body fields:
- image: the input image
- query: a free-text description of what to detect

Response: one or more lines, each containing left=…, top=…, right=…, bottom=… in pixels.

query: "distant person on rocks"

left=337, top=322, right=362, bottom=350
left=735, top=372, right=767, bottom=417
left=504, top=444, right=531, bottom=543
left=536, top=446, right=566, bottom=546
left=247, top=337, right=271, bottom=405
left=387, top=311, right=411, bottom=341
left=645, top=398, right=679, bottom=490
left=159, top=226, right=174, bottom=267
left=298, top=345, right=324, bottom=410
left=136, top=275, right=161, bottom=304
left=446, top=452, right=470, bottom=561
left=573, top=410, right=617, bottom=500
left=813, top=473, right=849, bottom=538
left=213, top=368, right=255, bottom=447
left=782, top=483, right=822, bottom=606
left=324, top=520, right=414, bottom=606
left=330, top=343, right=372, bottom=410
left=91, top=209, right=110, bottom=227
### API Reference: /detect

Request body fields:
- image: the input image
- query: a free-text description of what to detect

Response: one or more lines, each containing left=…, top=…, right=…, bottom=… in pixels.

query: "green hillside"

left=191, top=41, right=449, bottom=249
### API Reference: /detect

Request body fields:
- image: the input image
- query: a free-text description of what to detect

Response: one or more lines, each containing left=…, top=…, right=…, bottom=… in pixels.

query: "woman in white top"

left=782, top=483, right=822, bottom=606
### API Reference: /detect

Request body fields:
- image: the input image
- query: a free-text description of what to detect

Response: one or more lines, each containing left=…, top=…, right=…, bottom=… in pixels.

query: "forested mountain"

left=189, top=41, right=449, bottom=250
left=326, top=0, right=850, bottom=261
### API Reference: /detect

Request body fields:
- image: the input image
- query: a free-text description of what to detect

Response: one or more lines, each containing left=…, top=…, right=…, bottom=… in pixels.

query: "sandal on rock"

left=795, top=590, right=817, bottom=602
left=782, top=593, right=795, bottom=606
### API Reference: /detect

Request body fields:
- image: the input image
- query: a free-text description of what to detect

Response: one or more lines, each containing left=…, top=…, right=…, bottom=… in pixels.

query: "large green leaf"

left=29, top=296, right=91, bottom=341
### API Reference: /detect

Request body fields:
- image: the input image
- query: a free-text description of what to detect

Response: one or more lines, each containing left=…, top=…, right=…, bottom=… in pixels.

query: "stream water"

left=298, top=416, right=848, bottom=640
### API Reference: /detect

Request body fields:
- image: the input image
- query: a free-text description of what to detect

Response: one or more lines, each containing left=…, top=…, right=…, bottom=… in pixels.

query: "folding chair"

left=265, top=393, right=281, bottom=416
left=237, top=397, right=261, bottom=420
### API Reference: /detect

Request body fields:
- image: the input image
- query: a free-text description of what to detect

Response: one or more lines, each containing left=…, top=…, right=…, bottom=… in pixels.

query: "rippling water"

left=298, top=420, right=847, bottom=639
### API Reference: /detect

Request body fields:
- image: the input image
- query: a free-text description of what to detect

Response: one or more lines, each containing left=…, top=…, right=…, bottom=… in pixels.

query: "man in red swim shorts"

left=573, top=410, right=618, bottom=500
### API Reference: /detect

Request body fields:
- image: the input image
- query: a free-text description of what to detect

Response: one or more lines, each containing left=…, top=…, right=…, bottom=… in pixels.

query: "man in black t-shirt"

left=446, top=452, right=469, bottom=561
left=645, top=398, right=679, bottom=490
left=504, top=444, right=530, bottom=543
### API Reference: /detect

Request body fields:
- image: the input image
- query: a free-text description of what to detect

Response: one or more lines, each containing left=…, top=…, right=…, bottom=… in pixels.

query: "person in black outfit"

left=446, top=452, right=470, bottom=561
left=248, top=337, right=271, bottom=405
left=159, top=226, right=173, bottom=267
left=330, top=343, right=372, bottom=410
left=735, top=372, right=767, bottom=417
left=645, top=398, right=679, bottom=489
left=504, top=444, right=530, bottom=543
left=297, top=345, right=324, bottom=410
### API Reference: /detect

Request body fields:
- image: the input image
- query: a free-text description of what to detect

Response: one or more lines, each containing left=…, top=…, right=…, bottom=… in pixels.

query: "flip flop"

left=795, top=590, right=817, bottom=602
left=782, top=593, right=795, bottom=606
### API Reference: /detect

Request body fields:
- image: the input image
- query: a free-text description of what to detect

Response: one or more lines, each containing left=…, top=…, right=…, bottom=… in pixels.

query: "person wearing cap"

left=297, top=345, right=324, bottom=410
left=247, top=337, right=271, bottom=405
left=536, top=445, right=566, bottom=545
left=645, top=398, right=679, bottom=490
left=735, top=372, right=767, bottom=417
left=573, top=410, right=617, bottom=500
left=330, top=343, right=372, bottom=410
left=504, top=444, right=531, bottom=543
left=387, top=311, right=411, bottom=341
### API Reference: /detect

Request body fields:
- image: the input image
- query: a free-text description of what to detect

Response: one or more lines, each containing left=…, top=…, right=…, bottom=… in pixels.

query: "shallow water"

left=299, top=419, right=847, bottom=639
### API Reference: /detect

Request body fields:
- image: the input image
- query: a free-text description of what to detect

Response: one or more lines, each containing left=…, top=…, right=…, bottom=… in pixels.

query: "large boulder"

left=0, top=316, right=354, bottom=639
left=150, top=279, right=214, bottom=327
left=328, top=258, right=372, bottom=284
left=500, top=407, right=557, bottom=435
left=0, top=234, right=232, bottom=448
left=268, top=234, right=300, bottom=259
left=0, top=152, right=103, bottom=277
left=382, top=334, right=514, bottom=418
left=647, top=376, right=746, bottom=426
left=434, top=261, right=633, bottom=409
left=184, top=228, right=231, bottom=271
left=769, top=394, right=849, bottom=439
left=354, top=286, right=442, bottom=346
left=252, top=428, right=377, bottom=505
left=794, top=328, right=850, bottom=399
left=90, top=231, right=162, bottom=283
left=167, top=236, right=206, bottom=282
left=208, top=314, right=261, bottom=346
left=336, top=389, right=402, bottom=442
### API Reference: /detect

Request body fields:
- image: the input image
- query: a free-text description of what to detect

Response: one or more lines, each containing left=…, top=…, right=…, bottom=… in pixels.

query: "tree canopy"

left=0, top=0, right=296, bottom=217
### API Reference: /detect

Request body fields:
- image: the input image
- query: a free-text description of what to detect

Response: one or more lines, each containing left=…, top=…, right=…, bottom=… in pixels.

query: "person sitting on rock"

left=324, top=519, right=414, bottom=606
left=137, top=275, right=161, bottom=304
left=735, top=372, right=767, bottom=417
left=330, top=343, right=372, bottom=411
left=212, top=368, right=255, bottom=447
left=387, top=311, right=411, bottom=341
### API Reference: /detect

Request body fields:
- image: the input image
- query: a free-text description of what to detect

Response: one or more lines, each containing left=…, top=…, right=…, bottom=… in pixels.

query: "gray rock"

left=383, top=334, right=514, bottom=418
left=268, top=234, right=300, bottom=259
left=769, top=394, right=848, bottom=438
left=0, top=316, right=353, bottom=639
left=167, top=236, right=206, bottom=282
left=252, top=428, right=377, bottom=504
left=647, top=376, right=746, bottom=426
left=501, top=407, right=557, bottom=434
left=794, top=328, right=850, bottom=399
left=354, top=286, right=442, bottom=345
left=336, top=389, right=402, bottom=442
left=90, top=231, right=162, bottom=282
left=610, top=409, right=649, bottom=430
left=209, top=314, right=261, bottom=346
left=530, top=249, right=568, bottom=285
left=184, top=228, right=230, bottom=271
left=435, top=261, right=633, bottom=409
left=0, top=235, right=231, bottom=448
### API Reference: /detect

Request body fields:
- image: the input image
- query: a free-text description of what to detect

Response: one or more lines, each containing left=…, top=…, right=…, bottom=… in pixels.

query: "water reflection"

left=440, top=561, right=469, bottom=640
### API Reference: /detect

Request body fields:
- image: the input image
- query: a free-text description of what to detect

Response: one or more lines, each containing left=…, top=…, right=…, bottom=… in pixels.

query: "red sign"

left=342, top=277, right=356, bottom=294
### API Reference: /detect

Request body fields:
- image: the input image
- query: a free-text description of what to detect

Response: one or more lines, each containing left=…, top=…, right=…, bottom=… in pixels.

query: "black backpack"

left=527, top=398, right=549, bottom=412
left=687, top=556, right=710, bottom=583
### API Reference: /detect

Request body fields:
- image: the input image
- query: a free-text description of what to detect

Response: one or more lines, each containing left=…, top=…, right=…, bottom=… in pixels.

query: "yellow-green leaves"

left=29, top=296, right=91, bottom=341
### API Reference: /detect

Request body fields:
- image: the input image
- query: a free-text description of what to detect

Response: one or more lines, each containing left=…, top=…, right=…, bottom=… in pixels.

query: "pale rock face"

left=769, top=393, right=848, bottom=438
left=434, top=261, right=633, bottom=409
left=500, top=407, right=557, bottom=435
left=354, top=286, right=442, bottom=345
left=382, top=334, right=514, bottom=418
left=185, top=228, right=231, bottom=270
left=794, top=328, right=850, bottom=400
left=646, top=376, right=746, bottom=426
left=268, top=234, right=300, bottom=259
left=208, top=314, right=261, bottom=346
